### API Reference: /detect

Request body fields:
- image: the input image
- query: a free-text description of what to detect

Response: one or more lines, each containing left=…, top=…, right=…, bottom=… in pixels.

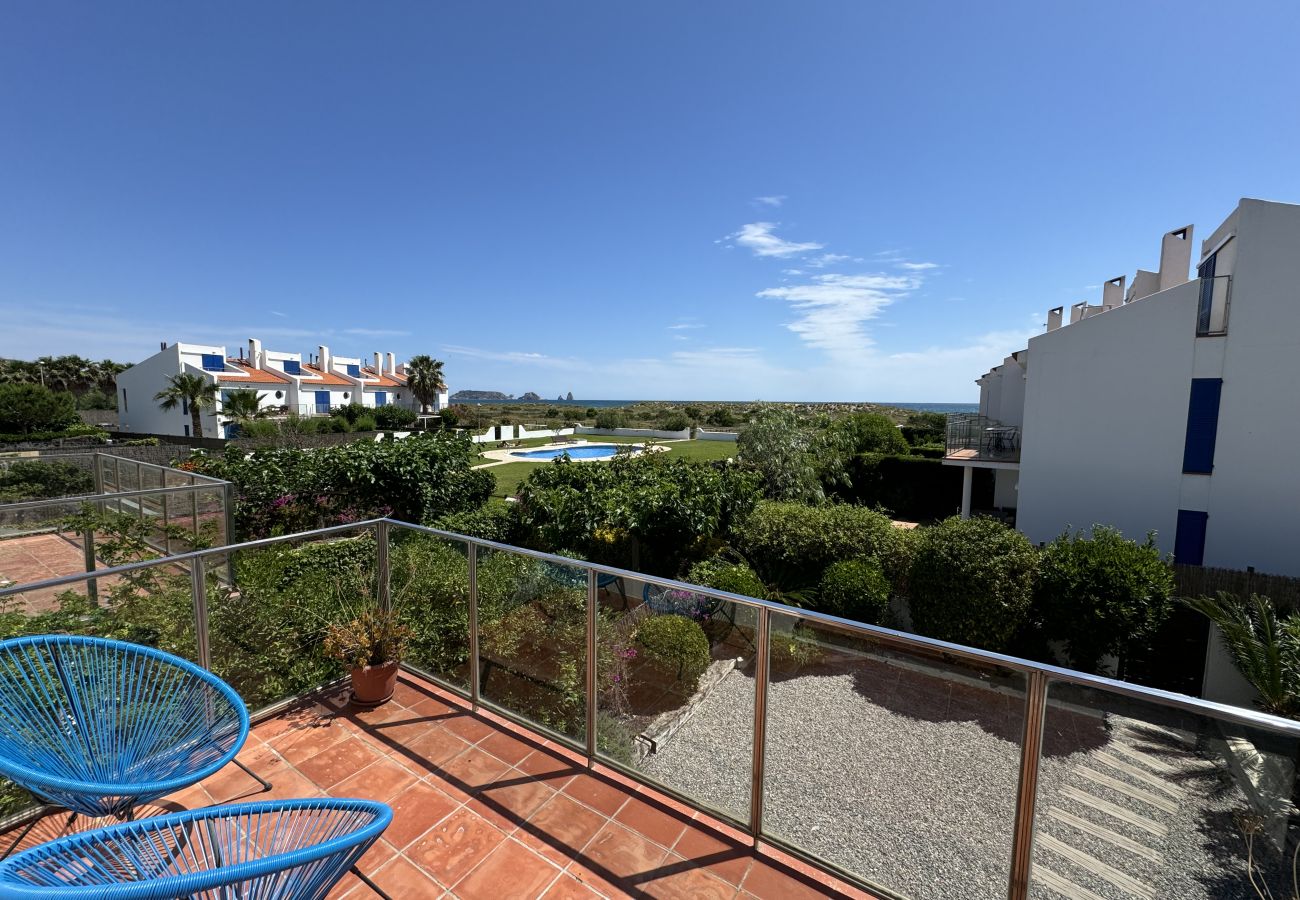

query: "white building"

left=117, top=338, right=444, bottom=438
left=946, top=197, right=1300, bottom=703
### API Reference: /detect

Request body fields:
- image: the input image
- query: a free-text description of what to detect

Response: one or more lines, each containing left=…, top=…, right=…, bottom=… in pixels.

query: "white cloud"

left=726, top=222, right=824, bottom=258
left=897, top=261, right=939, bottom=271
left=781, top=268, right=803, bottom=275
left=270, top=310, right=288, bottom=318
left=440, top=344, right=592, bottom=371
left=806, top=253, right=851, bottom=269
left=753, top=195, right=787, bottom=208
left=667, top=322, right=705, bottom=331
left=758, top=272, right=921, bottom=358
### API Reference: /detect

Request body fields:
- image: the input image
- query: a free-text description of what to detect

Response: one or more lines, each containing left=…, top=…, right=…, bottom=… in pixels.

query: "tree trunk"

left=191, top=405, right=204, bottom=438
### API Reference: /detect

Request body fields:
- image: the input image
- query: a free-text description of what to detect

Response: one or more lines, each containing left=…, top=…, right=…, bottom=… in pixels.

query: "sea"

left=455, top=398, right=979, bottom=414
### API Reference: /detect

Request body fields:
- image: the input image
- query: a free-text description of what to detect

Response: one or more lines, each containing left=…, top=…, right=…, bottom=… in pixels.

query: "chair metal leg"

left=351, top=864, right=393, bottom=899
left=2, top=810, right=75, bottom=860
left=233, top=757, right=273, bottom=793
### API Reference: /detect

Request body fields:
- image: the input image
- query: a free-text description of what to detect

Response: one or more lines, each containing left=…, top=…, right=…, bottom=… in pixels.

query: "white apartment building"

left=946, top=198, right=1300, bottom=702
left=116, top=338, right=447, bottom=438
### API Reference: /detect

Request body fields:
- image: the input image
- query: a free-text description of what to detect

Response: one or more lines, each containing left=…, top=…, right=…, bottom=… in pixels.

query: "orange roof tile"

left=360, top=367, right=403, bottom=388
left=214, top=360, right=293, bottom=385
left=297, top=364, right=352, bottom=387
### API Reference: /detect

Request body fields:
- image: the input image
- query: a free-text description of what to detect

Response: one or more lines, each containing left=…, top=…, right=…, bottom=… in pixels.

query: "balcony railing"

left=2, top=519, right=1298, bottom=900
left=946, top=413, right=1021, bottom=462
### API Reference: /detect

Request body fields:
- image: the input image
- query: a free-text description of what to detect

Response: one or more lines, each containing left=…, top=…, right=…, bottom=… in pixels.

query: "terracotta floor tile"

left=406, top=806, right=508, bottom=886
left=277, top=719, right=355, bottom=766
left=562, top=773, right=630, bottom=818
left=295, top=736, right=386, bottom=789
left=382, top=781, right=463, bottom=850
left=331, top=755, right=420, bottom=805
left=643, top=857, right=738, bottom=900
left=569, top=821, right=669, bottom=895
left=442, top=711, right=496, bottom=744
left=454, top=836, right=564, bottom=899
left=742, top=860, right=839, bottom=900
left=400, top=727, right=474, bottom=773
left=525, top=794, right=607, bottom=854
left=368, top=853, right=446, bottom=896
left=441, top=746, right=512, bottom=795
left=672, top=823, right=752, bottom=886
left=408, top=693, right=462, bottom=719
left=613, top=795, right=690, bottom=851
left=540, top=872, right=606, bottom=899
left=517, top=748, right=581, bottom=787
left=479, top=728, right=539, bottom=766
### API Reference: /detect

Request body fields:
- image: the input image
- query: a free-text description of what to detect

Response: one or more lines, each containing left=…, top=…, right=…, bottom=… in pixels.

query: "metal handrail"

left=4, top=515, right=1299, bottom=900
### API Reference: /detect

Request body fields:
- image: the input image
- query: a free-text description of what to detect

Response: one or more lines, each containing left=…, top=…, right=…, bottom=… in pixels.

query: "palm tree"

left=405, top=356, right=446, bottom=414
left=154, top=373, right=219, bottom=438
left=221, top=389, right=264, bottom=423
left=1185, top=592, right=1300, bottom=717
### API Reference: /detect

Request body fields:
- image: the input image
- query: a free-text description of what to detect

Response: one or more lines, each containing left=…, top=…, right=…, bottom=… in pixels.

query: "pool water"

left=511, top=444, right=628, bottom=461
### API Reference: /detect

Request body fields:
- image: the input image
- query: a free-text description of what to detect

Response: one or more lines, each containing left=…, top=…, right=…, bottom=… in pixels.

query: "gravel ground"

left=639, top=664, right=1290, bottom=900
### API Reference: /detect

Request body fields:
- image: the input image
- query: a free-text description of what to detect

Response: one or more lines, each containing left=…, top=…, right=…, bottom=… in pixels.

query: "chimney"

left=1047, top=307, right=1063, bottom=332
left=386, top=352, right=396, bottom=375
left=249, top=338, right=263, bottom=368
left=373, top=352, right=382, bottom=374
left=1102, top=276, right=1125, bottom=310
left=1158, top=225, right=1194, bottom=291
left=160, top=341, right=167, bottom=351
left=318, top=345, right=331, bottom=373
left=1069, top=301, right=1088, bottom=324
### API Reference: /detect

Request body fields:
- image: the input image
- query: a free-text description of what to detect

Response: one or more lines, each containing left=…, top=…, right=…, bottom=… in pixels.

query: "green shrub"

left=834, top=453, right=967, bottom=521
left=736, top=407, right=834, bottom=503
left=594, top=409, right=625, bottom=430
left=733, top=501, right=912, bottom=592
left=636, top=614, right=711, bottom=691
left=323, top=416, right=350, bottom=433
left=353, top=415, right=377, bottom=432
left=0, top=384, right=79, bottom=434
left=1035, top=526, right=1174, bottom=672
left=909, top=516, right=1038, bottom=652
left=706, top=407, right=736, bottom=427
left=817, top=559, right=891, bottom=625
left=686, top=557, right=767, bottom=600
left=660, top=412, right=690, bottom=432
left=332, top=403, right=368, bottom=425
left=683, top=405, right=702, bottom=422
left=432, top=504, right=517, bottom=544
left=899, top=411, right=947, bottom=446
left=374, top=405, right=418, bottom=429
left=0, top=461, right=94, bottom=502
left=827, top=413, right=909, bottom=457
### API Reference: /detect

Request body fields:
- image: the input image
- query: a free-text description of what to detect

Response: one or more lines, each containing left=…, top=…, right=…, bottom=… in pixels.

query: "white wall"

left=575, top=426, right=691, bottom=440
left=1016, top=279, right=1202, bottom=550
left=696, top=429, right=739, bottom=442
left=117, top=346, right=220, bottom=437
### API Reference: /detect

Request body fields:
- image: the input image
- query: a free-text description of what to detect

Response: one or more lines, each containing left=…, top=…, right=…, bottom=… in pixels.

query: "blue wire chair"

left=0, top=635, right=269, bottom=844
left=0, top=798, right=392, bottom=900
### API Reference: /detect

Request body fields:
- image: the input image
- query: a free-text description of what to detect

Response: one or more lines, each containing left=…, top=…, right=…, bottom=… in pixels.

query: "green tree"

left=406, top=355, right=446, bottom=414
left=221, top=389, right=264, bottom=424
left=736, top=406, right=836, bottom=503
left=909, top=516, right=1038, bottom=652
left=153, top=373, right=218, bottom=438
left=827, top=412, right=910, bottom=457
left=594, top=409, right=625, bottom=430
left=1185, top=593, right=1300, bottom=717
left=1034, top=526, right=1174, bottom=672
left=0, top=383, right=79, bottom=434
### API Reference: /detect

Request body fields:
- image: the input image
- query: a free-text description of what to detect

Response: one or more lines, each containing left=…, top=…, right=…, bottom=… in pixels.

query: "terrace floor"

left=0, top=532, right=106, bottom=614
left=2, top=672, right=872, bottom=899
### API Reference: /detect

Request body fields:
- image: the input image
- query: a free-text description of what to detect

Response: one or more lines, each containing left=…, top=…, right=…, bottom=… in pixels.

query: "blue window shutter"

left=375, top=392, right=387, bottom=407
left=1182, top=378, right=1222, bottom=474
left=1174, top=510, right=1208, bottom=565
left=283, top=360, right=301, bottom=375
left=347, top=364, right=360, bottom=377
left=201, top=354, right=224, bottom=371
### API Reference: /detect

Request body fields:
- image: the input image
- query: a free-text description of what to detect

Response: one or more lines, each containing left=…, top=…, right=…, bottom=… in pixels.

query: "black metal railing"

left=945, top=413, right=1021, bottom=461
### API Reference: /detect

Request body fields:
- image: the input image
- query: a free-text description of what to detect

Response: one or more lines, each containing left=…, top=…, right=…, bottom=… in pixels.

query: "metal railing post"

left=191, top=489, right=200, bottom=546
left=113, top=456, right=123, bottom=513
left=375, top=521, right=390, bottom=613
left=161, top=492, right=171, bottom=555
left=585, top=568, right=598, bottom=763
left=82, top=528, right=98, bottom=606
left=191, top=555, right=211, bottom=671
left=1007, top=671, right=1048, bottom=900
left=467, top=543, right=480, bottom=710
left=749, top=606, right=771, bottom=845
left=222, top=482, right=235, bottom=548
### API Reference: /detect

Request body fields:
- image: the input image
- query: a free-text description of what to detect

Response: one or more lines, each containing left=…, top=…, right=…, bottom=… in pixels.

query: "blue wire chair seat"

left=0, top=635, right=250, bottom=819
left=0, top=798, right=392, bottom=900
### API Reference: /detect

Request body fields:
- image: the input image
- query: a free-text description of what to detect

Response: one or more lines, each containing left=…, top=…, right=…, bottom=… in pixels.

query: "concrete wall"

left=516, top=426, right=576, bottom=440
left=696, top=429, right=739, bottom=442
left=1016, top=278, right=1202, bottom=549
left=575, top=427, right=691, bottom=440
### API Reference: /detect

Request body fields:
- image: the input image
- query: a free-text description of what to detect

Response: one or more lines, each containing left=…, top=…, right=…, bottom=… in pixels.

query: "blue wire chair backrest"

left=0, top=635, right=248, bottom=817
left=0, top=798, right=392, bottom=900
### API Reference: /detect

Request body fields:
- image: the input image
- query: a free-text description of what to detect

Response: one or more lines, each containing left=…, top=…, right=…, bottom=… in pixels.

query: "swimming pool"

left=510, top=444, right=630, bottom=461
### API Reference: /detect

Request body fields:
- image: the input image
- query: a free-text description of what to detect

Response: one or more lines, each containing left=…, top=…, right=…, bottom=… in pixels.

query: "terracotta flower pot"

left=350, top=660, right=399, bottom=707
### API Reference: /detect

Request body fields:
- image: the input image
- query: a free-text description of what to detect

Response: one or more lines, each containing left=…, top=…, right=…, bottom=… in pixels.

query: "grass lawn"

left=479, top=438, right=739, bottom=498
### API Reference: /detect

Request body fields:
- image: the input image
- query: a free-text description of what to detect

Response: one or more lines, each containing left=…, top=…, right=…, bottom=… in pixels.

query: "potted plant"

left=324, top=607, right=411, bottom=707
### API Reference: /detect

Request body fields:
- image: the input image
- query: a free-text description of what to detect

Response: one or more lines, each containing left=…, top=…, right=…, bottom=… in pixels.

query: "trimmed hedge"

left=636, top=614, right=711, bottom=692
left=909, top=516, right=1038, bottom=652
left=818, top=558, right=891, bottom=625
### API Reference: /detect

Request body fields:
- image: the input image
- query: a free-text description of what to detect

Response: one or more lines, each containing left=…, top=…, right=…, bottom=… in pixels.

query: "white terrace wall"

left=575, top=426, right=691, bottom=440
left=696, top=429, right=739, bottom=442
left=516, top=426, right=576, bottom=440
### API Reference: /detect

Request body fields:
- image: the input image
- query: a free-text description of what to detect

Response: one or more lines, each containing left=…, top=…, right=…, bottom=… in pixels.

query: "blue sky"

left=3, top=2, right=1299, bottom=401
